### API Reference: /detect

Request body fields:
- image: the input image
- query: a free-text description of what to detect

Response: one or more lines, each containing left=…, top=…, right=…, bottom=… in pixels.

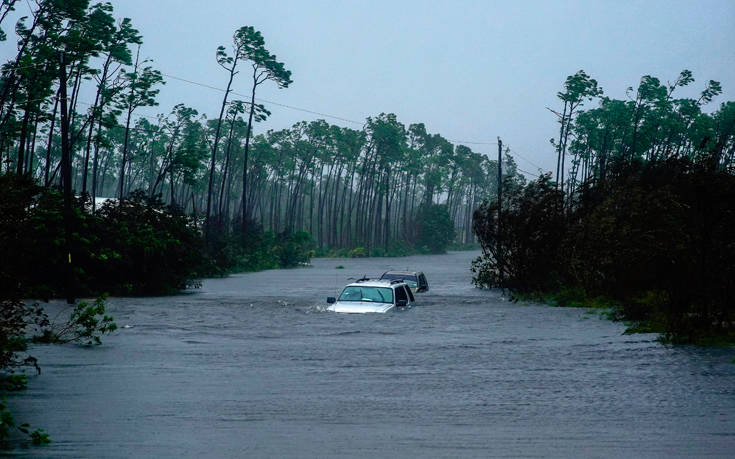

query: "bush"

left=0, top=178, right=207, bottom=298
left=273, top=231, right=313, bottom=267
left=414, top=203, right=456, bottom=253
left=93, top=192, right=205, bottom=295
left=0, top=299, right=47, bottom=446
left=472, top=174, right=565, bottom=291
left=202, top=221, right=314, bottom=274
left=473, top=160, right=735, bottom=343
left=348, top=247, right=366, bottom=258
left=0, top=299, right=45, bottom=377
left=33, top=296, right=116, bottom=346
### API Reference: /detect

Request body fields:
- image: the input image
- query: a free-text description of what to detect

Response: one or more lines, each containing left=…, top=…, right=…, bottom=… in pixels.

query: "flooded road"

left=7, top=251, right=735, bottom=457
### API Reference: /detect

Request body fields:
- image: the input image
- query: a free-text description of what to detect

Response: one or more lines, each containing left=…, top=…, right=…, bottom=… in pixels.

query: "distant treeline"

left=0, top=0, right=523, bottom=262
left=473, top=70, right=735, bottom=344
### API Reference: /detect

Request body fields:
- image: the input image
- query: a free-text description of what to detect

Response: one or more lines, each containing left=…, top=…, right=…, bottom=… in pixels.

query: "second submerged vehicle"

left=379, top=271, right=429, bottom=293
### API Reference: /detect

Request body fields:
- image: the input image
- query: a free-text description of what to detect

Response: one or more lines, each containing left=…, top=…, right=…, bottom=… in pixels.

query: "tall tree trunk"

left=555, top=101, right=568, bottom=188
left=206, top=66, right=237, bottom=233
left=44, top=91, right=59, bottom=186
left=118, top=47, right=142, bottom=199
left=241, top=76, right=258, bottom=228
left=91, top=119, right=103, bottom=212
left=217, top=113, right=237, bottom=218
left=27, top=113, right=38, bottom=176
left=58, top=52, right=75, bottom=304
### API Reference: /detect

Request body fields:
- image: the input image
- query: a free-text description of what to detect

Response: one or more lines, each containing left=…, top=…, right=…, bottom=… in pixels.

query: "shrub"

left=414, top=203, right=456, bottom=253
left=0, top=178, right=206, bottom=298
left=33, top=296, right=116, bottom=346
left=93, top=192, right=205, bottom=295
left=274, top=231, right=313, bottom=267
left=472, top=174, right=565, bottom=291
left=473, top=160, right=735, bottom=343
left=348, top=247, right=366, bottom=258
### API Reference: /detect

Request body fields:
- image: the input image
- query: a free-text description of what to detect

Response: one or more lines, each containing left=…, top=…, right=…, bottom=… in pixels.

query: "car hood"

left=327, top=301, right=394, bottom=314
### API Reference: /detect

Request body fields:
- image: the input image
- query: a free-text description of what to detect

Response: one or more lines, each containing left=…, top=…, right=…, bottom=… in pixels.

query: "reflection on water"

left=7, top=251, right=735, bottom=457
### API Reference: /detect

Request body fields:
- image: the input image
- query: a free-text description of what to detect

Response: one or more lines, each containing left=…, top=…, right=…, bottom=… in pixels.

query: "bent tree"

left=116, top=47, right=163, bottom=198
left=205, top=26, right=291, bottom=239
left=239, top=27, right=291, bottom=229
left=550, top=70, right=601, bottom=195
left=205, top=28, right=259, bottom=232
left=0, top=1, right=519, bottom=256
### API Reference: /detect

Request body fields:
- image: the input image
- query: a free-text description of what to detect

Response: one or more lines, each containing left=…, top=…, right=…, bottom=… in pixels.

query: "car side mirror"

left=327, top=297, right=336, bottom=304
left=396, top=299, right=407, bottom=307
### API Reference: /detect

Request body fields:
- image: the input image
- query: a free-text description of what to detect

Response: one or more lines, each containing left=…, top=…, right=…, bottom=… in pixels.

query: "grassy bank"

left=512, top=288, right=735, bottom=346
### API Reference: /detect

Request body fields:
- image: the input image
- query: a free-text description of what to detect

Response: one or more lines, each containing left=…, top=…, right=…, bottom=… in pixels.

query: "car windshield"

left=381, top=273, right=418, bottom=288
left=339, top=286, right=394, bottom=304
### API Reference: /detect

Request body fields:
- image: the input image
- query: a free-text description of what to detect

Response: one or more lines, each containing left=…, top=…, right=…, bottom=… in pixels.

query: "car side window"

left=395, top=286, right=408, bottom=302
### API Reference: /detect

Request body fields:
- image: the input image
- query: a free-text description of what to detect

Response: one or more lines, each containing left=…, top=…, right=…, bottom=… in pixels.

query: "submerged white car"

left=327, top=279, right=415, bottom=313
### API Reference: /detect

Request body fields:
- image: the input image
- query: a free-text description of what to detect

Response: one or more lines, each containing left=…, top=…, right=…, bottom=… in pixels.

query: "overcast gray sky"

left=5, top=0, right=735, bottom=175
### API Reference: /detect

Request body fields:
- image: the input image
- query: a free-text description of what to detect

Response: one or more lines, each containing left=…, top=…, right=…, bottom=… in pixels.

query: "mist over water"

left=7, top=251, right=735, bottom=457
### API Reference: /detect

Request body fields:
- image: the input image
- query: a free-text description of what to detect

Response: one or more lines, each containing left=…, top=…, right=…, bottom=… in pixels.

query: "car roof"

left=344, top=279, right=406, bottom=289
left=382, top=271, right=420, bottom=276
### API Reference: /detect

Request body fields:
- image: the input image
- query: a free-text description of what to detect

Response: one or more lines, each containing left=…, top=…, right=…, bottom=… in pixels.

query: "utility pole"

left=497, top=137, right=503, bottom=292
left=58, top=51, right=75, bottom=304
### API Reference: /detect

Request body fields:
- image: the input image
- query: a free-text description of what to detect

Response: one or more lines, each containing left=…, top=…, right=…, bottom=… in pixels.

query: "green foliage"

left=348, top=247, right=366, bottom=258
left=474, top=69, right=735, bottom=345
left=547, top=287, right=588, bottom=308
left=0, top=302, right=50, bottom=446
left=0, top=398, right=47, bottom=446
left=474, top=159, right=735, bottom=344
left=202, top=223, right=313, bottom=274
left=34, top=296, right=116, bottom=346
left=0, top=397, right=16, bottom=443
left=274, top=231, right=313, bottom=267
left=30, top=429, right=51, bottom=445
left=0, top=375, right=27, bottom=392
left=4, top=0, right=515, bottom=266
left=0, top=177, right=207, bottom=297
left=315, top=239, right=427, bottom=258
left=384, top=240, right=417, bottom=257
left=0, top=396, right=50, bottom=444
left=447, top=241, right=480, bottom=251
left=0, top=299, right=44, bottom=376
left=472, top=174, right=565, bottom=291
left=0, top=296, right=48, bottom=448
left=369, top=239, right=417, bottom=257
left=231, top=26, right=292, bottom=89
left=94, top=192, right=205, bottom=295
left=0, top=293, right=115, bottom=449
left=414, top=204, right=456, bottom=253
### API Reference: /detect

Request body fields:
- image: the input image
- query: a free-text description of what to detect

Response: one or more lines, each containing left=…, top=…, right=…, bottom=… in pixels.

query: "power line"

left=161, top=72, right=365, bottom=126
left=447, top=139, right=498, bottom=146
left=515, top=166, right=540, bottom=178
left=161, top=71, right=503, bottom=145
left=5, top=61, right=526, bottom=154
left=506, top=145, right=548, bottom=172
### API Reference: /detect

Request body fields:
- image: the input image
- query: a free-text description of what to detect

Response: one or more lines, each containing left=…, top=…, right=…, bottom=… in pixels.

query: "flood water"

left=6, top=251, right=735, bottom=457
